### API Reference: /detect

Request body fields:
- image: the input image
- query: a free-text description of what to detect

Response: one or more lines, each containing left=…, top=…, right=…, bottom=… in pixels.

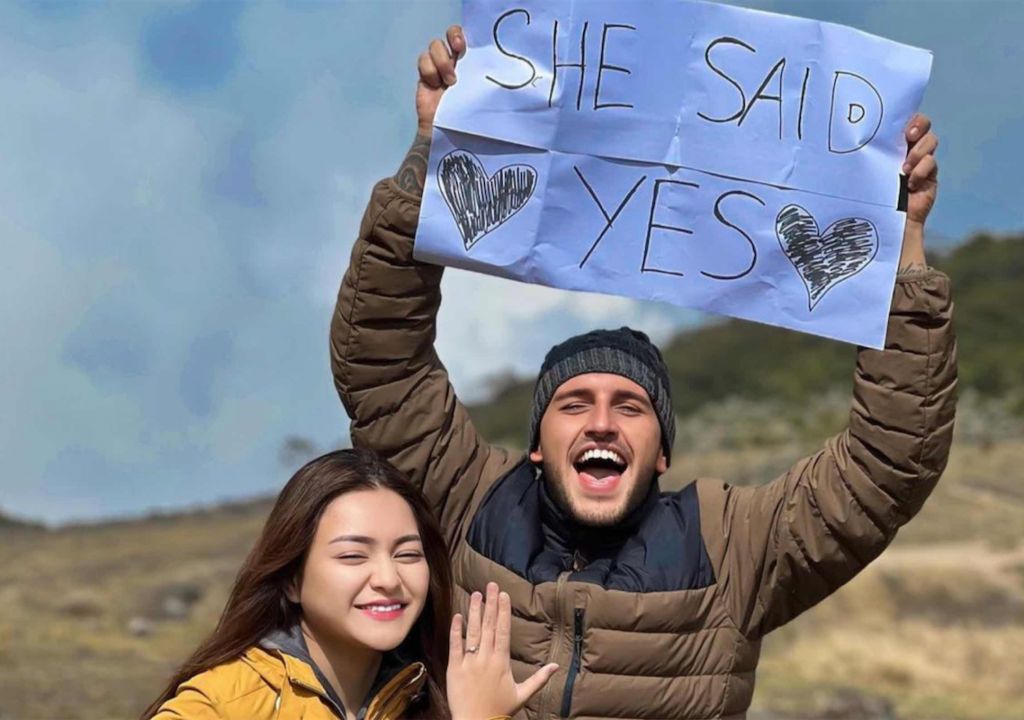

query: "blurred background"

left=1, top=1, right=1021, bottom=718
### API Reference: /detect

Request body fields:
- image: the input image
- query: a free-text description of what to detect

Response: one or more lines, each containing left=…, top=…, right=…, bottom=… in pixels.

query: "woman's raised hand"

left=446, top=582, right=559, bottom=720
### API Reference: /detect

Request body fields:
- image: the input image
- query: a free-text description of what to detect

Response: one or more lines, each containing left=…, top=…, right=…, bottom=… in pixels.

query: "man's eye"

left=618, top=405, right=642, bottom=415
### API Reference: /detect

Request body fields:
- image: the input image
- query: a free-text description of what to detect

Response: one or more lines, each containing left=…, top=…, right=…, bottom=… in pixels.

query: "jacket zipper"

left=559, top=607, right=585, bottom=717
left=537, top=572, right=570, bottom=718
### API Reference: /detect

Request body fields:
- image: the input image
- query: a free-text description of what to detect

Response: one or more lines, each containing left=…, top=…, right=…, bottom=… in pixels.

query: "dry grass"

left=753, top=550, right=1024, bottom=720
left=1, top=406, right=1021, bottom=719
left=0, top=503, right=270, bottom=720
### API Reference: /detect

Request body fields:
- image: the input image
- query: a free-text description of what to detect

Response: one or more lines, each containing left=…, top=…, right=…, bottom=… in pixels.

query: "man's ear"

left=529, top=448, right=543, bottom=464
left=656, top=453, right=668, bottom=475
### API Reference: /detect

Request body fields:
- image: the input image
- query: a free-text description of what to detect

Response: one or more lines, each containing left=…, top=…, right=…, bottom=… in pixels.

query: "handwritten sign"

left=414, top=0, right=933, bottom=348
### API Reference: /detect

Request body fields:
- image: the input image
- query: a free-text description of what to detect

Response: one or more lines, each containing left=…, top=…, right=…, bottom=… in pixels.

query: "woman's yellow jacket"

left=151, top=646, right=425, bottom=720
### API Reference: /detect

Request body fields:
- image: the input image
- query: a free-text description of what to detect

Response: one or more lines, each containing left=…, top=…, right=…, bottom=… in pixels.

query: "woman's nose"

left=369, top=558, right=401, bottom=592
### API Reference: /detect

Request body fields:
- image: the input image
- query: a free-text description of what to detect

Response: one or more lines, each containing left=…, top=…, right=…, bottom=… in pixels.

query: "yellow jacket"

left=151, top=646, right=426, bottom=720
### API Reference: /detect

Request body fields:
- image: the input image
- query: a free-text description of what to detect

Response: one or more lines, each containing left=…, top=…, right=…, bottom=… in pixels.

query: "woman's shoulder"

left=152, top=649, right=284, bottom=719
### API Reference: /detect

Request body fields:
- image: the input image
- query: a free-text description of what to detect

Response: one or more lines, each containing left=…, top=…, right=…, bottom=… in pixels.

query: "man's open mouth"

left=573, top=448, right=628, bottom=493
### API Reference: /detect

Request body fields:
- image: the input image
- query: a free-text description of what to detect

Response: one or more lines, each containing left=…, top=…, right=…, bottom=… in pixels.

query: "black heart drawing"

left=776, top=204, right=879, bottom=311
left=436, top=150, right=537, bottom=251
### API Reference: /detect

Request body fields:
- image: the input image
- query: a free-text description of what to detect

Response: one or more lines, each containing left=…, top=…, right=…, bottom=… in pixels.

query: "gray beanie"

left=528, top=327, right=675, bottom=465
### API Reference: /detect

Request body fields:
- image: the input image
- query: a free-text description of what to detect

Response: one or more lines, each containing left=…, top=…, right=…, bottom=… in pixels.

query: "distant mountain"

left=467, top=232, right=1024, bottom=445
left=920, top=228, right=962, bottom=251
left=0, top=509, right=44, bottom=531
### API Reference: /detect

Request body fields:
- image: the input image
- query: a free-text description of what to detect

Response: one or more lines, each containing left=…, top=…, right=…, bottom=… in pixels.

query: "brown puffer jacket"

left=331, top=177, right=957, bottom=720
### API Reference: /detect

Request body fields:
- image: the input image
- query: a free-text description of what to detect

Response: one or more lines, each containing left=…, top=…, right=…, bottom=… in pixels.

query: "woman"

left=145, top=449, right=556, bottom=720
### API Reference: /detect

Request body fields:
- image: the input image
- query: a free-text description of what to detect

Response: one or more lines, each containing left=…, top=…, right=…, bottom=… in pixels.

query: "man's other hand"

left=900, top=113, right=939, bottom=269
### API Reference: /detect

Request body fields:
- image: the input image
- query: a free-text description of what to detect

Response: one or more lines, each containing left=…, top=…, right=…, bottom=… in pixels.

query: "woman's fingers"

left=495, top=590, right=512, bottom=659
left=480, top=582, right=499, bottom=655
left=516, top=663, right=560, bottom=707
left=448, top=584, right=551, bottom=719
left=465, top=591, right=483, bottom=654
left=449, top=613, right=464, bottom=663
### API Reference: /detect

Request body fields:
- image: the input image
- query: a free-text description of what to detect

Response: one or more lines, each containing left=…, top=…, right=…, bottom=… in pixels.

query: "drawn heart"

left=436, top=149, right=537, bottom=251
left=776, top=204, right=879, bottom=311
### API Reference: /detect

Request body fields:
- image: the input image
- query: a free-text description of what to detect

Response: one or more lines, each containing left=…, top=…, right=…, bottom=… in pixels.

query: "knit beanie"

left=529, top=327, right=675, bottom=465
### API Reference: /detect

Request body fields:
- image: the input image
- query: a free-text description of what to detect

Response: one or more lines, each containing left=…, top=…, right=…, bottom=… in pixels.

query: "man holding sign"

left=331, top=13, right=954, bottom=720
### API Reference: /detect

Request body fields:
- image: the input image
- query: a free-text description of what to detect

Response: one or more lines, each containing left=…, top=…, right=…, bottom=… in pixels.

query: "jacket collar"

left=251, top=624, right=427, bottom=719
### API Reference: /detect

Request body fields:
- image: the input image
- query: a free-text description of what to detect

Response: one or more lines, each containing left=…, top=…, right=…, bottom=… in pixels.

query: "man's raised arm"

left=700, top=114, right=957, bottom=638
left=330, top=27, right=517, bottom=542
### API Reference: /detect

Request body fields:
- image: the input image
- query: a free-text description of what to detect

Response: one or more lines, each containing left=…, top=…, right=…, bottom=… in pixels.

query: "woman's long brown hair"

left=142, top=448, right=452, bottom=718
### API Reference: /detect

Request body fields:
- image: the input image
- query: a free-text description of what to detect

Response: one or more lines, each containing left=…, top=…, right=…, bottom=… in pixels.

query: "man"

left=331, top=26, right=955, bottom=720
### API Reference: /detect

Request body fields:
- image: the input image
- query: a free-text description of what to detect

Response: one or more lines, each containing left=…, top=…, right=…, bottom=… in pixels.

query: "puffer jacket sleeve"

left=331, top=177, right=517, bottom=545
left=150, top=682, right=221, bottom=719
left=700, top=269, right=957, bottom=639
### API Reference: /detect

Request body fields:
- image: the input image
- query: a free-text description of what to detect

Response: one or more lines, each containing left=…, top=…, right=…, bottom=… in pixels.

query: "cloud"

left=179, top=330, right=234, bottom=418
left=141, top=1, right=243, bottom=94
left=0, top=1, right=470, bottom=523
left=0, top=6, right=266, bottom=521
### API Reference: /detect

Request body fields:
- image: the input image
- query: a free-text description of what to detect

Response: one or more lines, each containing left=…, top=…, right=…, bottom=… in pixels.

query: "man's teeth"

left=578, top=448, right=625, bottom=466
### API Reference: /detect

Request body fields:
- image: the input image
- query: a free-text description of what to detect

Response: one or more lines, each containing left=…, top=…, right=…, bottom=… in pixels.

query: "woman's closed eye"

left=395, top=550, right=425, bottom=562
left=335, top=553, right=368, bottom=563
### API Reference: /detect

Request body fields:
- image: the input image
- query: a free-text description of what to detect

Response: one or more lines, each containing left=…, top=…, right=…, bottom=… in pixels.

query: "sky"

left=1, top=0, right=1021, bottom=524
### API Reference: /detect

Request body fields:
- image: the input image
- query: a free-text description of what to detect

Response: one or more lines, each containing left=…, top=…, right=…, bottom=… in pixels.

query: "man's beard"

left=541, top=458, right=653, bottom=528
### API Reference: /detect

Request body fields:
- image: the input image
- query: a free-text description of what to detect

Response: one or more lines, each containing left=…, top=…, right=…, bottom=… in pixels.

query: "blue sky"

left=1, top=0, right=1021, bottom=523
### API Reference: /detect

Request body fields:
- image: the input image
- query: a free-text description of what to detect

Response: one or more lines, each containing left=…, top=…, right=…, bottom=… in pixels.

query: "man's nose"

left=585, top=403, right=617, bottom=437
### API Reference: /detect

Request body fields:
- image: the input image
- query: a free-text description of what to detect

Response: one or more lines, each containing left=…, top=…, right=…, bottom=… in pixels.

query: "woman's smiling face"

left=289, top=488, right=430, bottom=652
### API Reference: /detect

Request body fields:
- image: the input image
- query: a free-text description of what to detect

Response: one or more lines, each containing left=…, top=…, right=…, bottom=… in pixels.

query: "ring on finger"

left=466, top=645, right=479, bottom=654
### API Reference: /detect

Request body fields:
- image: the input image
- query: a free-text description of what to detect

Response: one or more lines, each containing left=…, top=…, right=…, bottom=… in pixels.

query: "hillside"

left=467, top=232, right=1024, bottom=445
left=0, top=509, right=43, bottom=531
